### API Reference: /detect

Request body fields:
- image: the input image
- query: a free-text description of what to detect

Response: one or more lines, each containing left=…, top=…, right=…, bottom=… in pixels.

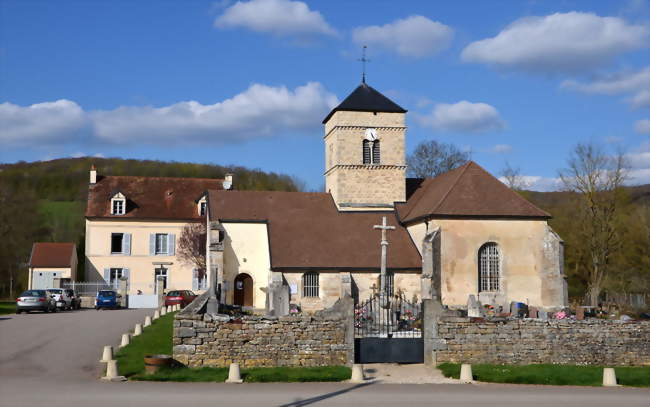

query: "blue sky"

left=1, top=0, right=649, bottom=190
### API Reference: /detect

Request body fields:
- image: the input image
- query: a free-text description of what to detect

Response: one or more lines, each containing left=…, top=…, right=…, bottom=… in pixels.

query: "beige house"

left=206, top=82, right=568, bottom=312
left=28, top=242, right=78, bottom=289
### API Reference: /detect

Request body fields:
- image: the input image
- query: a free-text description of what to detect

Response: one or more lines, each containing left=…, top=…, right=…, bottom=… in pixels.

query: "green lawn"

left=116, top=312, right=351, bottom=382
left=0, top=301, right=16, bottom=315
left=438, top=363, right=650, bottom=387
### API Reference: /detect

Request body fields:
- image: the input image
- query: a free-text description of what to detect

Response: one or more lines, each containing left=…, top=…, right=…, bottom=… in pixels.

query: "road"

left=1, top=307, right=648, bottom=407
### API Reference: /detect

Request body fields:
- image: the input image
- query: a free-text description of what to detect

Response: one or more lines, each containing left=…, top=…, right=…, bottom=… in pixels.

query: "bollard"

left=144, top=316, right=152, bottom=327
left=133, top=323, right=143, bottom=337
left=350, top=364, right=365, bottom=383
left=119, top=333, right=130, bottom=348
left=101, top=360, right=126, bottom=382
left=161, top=307, right=167, bottom=316
left=603, top=368, right=618, bottom=387
left=153, top=310, right=160, bottom=320
left=100, top=345, right=113, bottom=363
left=225, top=363, right=244, bottom=383
left=460, top=364, right=473, bottom=383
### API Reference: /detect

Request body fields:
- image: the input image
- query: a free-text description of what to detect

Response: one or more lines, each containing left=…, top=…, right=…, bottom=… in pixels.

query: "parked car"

left=47, top=288, right=73, bottom=310
left=16, top=290, right=57, bottom=313
left=95, top=290, right=121, bottom=310
left=64, top=289, right=82, bottom=309
left=164, top=290, right=197, bottom=307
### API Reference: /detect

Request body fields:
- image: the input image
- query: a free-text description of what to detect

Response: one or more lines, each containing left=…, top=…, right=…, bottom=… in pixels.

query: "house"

left=205, top=82, right=568, bottom=312
left=28, top=242, right=77, bottom=289
left=84, top=169, right=229, bottom=305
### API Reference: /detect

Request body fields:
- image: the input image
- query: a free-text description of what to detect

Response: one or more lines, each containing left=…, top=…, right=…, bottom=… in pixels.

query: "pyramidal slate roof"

left=397, top=161, right=551, bottom=223
left=322, top=82, right=407, bottom=123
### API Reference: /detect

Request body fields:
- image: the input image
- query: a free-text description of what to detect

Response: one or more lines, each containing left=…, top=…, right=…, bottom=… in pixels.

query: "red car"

left=164, top=290, right=197, bottom=307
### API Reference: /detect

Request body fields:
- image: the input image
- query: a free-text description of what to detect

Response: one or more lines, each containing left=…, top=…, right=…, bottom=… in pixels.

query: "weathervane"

left=358, top=45, right=370, bottom=84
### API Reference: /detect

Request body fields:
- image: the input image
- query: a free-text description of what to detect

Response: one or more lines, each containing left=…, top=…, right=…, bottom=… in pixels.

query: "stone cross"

left=374, top=216, right=395, bottom=297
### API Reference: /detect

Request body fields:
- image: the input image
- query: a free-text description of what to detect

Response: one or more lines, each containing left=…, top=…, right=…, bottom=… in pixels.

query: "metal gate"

left=354, top=293, right=423, bottom=363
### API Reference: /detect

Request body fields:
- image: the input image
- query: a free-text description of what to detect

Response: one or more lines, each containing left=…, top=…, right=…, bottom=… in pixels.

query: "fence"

left=62, top=281, right=115, bottom=296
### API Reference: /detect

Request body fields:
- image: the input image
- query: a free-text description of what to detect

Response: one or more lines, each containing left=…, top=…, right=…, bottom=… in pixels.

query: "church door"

left=233, top=273, right=253, bottom=307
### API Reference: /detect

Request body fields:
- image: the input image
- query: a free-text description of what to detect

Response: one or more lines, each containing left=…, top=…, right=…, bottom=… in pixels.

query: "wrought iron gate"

left=354, top=294, right=423, bottom=363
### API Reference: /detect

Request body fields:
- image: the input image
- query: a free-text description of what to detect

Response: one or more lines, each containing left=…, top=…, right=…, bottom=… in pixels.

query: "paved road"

left=0, top=307, right=648, bottom=406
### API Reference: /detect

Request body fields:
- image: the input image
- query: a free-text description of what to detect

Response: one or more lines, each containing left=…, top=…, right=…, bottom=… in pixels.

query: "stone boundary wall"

left=173, top=298, right=353, bottom=368
left=435, top=317, right=650, bottom=366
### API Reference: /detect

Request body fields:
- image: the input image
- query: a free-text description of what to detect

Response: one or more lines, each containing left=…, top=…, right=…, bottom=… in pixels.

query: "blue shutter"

left=149, top=234, right=155, bottom=255
left=192, top=269, right=198, bottom=291
left=123, top=233, right=131, bottom=255
left=123, top=268, right=130, bottom=281
left=103, top=268, right=110, bottom=283
left=168, top=233, right=176, bottom=255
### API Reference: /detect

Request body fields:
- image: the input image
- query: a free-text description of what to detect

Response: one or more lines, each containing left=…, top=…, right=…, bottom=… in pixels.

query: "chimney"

left=223, top=173, right=234, bottom=190
left=90, top=165, right=97, bottom=184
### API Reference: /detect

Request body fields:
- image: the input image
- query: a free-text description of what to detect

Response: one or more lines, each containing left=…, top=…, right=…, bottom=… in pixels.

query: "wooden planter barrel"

left=144, top=354, right=173, bottom=374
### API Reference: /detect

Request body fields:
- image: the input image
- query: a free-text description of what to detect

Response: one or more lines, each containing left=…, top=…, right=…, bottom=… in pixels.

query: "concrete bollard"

left=460, top=364, right=473, bottom=383
left=144, top=316, right=152, bottom=327
left=161, top=307, right=167, bottom=316
left=350, top=364, right=365, bottom=383
left=101, top=359, right=126, bottom=382
left=133, top=323, right=143, bottom=337
left=603, top=368, right=618, bottom=387
left=100, top=346, right=113, bottom=363
left=225, top=363, right=244, bottom=383
left=119, top=333, right=130, bottom=348
left=153, top=310, right=160, bottom=320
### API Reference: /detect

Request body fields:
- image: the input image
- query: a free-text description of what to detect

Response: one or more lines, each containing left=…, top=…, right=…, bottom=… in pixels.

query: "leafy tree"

left=406, top=140, right=470, bottom=178
left=177, top=222, right=207, bottom=286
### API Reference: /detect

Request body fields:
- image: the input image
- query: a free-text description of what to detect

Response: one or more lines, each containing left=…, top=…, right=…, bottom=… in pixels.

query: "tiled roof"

left=29, top=243, right=76, bottom=268
left=208, top=190, right=421, bottom=270
left=86, top=175, right=223, bottom=220
left=323, top=82, right=407, bottom=123
left=397, top=161, right=550, bottom=223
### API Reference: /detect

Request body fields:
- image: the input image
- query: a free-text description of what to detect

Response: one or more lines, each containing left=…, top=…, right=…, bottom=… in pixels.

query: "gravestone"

left=267, top=273, right=289, bottom=317
left=538, top=310, right=548, bottom=320
left=467, top=294, right=482, bottom=318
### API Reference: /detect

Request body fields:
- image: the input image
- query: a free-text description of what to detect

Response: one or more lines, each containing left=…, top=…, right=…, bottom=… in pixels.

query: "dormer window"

left=198, top=196, right=207, bottom=217
left=110, top=192, right=126, bottom=215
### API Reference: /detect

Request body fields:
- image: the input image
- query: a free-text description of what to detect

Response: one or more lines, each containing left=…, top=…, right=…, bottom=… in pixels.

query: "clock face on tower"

left=364, top=128, right=377, bottom=141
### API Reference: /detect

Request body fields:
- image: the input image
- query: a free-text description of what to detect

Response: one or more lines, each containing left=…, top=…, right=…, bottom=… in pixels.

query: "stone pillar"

left=340, top=295, right=355, bottom=366
left=339, top=272, right=352, bottom=298
left=156, top=277, right=164, bottom=308
left=119, top=277, right=128, bottom=308
left=421, top=228, right=445, bottom=366
left=266, top=272, right=289, bottom=317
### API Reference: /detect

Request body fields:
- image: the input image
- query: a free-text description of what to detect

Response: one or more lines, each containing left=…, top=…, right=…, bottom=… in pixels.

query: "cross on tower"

left=358, top=45, right=370, bottom=84
left=374, top=216, right=395, bottom=297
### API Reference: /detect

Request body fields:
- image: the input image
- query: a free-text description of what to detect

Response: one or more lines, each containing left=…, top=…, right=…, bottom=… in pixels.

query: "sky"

left=1, top=0, right=649, bottom=191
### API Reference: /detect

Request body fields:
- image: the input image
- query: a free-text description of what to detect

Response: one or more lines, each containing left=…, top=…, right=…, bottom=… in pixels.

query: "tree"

left=177, top=222, right=207, bottom=286
left=559, top=143, right=628, bottom=306
left=406, top=140, right=470, bottom=178
left=499, top=161, right=526, bottom=190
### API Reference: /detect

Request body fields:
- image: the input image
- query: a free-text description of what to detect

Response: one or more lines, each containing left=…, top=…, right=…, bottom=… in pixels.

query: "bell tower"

left=323, top=82, right=407, bottom=211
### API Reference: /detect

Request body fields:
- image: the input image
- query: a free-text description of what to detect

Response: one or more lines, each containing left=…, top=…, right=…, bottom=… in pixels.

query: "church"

left=205, top=81, right=568, bottom=312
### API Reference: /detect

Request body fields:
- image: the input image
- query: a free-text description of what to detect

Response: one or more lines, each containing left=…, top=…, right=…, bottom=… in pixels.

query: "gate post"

left=119, top=277, right=128, bottom=308
left=341, top=295, right=355, bottom=366
left=422, top=299, right=444, bottom=366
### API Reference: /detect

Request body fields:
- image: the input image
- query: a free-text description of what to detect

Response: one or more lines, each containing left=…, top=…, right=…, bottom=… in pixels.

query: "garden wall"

left=435, top=317, right=650, bottom=366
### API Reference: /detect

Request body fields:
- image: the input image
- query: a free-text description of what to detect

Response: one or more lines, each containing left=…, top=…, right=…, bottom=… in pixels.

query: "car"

left=164, top=290, right=197, bottom=307
left=64, top=289, right=82, bottom=310
left=47, top=288, right=73, bottom=310
left=16, top=290, right=57, bottom=313
left=95, top=290, right=121, bottom=310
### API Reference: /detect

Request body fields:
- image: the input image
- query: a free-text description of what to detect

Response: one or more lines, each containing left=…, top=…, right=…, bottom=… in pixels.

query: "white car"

left=46, top=288, right=73, bottom=310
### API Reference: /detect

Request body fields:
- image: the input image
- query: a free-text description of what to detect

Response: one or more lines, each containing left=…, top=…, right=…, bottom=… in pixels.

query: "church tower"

left=323, top=82, right=407, bottom=210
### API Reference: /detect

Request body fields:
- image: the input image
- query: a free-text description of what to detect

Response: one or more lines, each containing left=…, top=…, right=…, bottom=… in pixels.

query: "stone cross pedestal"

left=373, top=216, right=395, bottom=301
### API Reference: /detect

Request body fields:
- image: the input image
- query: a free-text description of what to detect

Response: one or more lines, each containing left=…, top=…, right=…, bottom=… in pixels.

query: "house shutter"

left=123, top=268, right=130, bottom=281
left=123, top=233, right=131, bottom=255
left=103, top=268, right=110, bottom=283
left=149, top=234, right=155, bottom=255
left=192, top=269, right=198, bottom=291
left=168, top=233, right=176, bottom=255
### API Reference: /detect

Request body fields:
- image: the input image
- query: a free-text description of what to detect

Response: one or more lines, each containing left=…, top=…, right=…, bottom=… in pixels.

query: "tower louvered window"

left=372, top=140, right=380, bottom=164
left=363, top=140, right=371, bottom=164
left=479, top=243, right=500, bottom=292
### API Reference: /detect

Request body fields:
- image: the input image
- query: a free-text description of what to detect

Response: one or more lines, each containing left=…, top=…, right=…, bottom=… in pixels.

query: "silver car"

left=16, top=290, right=57, bottom=314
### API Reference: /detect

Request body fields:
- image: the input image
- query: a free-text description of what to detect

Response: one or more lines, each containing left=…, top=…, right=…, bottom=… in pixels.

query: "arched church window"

left=478, top=243, right=500, bottom=292
left=372, top=140, right=380, bottom=164
left=303, top=272, right=319, bottom=297
left=363, top=140, right=371, bottom=164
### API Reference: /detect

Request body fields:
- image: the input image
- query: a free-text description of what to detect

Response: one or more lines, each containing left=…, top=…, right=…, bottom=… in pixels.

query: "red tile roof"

left=397, top=161, right=550, bottom=223
left=208, top=190, right=421, bottom=271
left=29, top=243, right=76, bottom=268
left=86, top=175, right=223, bottom=220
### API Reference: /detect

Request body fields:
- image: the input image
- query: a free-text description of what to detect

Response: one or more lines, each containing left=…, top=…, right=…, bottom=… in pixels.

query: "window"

left=111, top=233, right=124, bottom=254
left=109, top=268, right=123, bottom=287
left=363, top=139, right=380, bottom=165
left=372, top=140, right=380, bottom=164
left=363, top=140, right=371, bottom=164
left=155, top=233, right=168, bottom=255
left=199, top=201, right=207, bottom=217
left=302, top=272, right=319, bottom=297
left=154, top=267, right=168, bottom=293
left=479, top=243, right=500, bottom=292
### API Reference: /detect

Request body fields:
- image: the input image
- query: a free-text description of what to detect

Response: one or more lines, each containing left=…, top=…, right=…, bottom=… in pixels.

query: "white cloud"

left=214, top=0, right=336, bottom=37
left=419, top=101, right=505, bottom=133
left=630, top=89, right=650, bottom=109
left=562, top=67, right=650, bottom=94
left=490, top=144, right=512, bottom=154
left=0, top=100, right=87, bottom=146
left=626, top=141, right=650, bottom=185
left=499, top=175, right=563, bottom=191
left=461, top=12, right=649, bottom=73
left=635, top=119, right=650, bottom=133
left=71, top=152, right=86, bottom=158
left=352, top=16, right=453, bottom=58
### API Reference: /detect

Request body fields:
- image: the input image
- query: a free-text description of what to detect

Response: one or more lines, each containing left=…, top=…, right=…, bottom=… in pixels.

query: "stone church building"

left=205, top=82, right=568, bottom=312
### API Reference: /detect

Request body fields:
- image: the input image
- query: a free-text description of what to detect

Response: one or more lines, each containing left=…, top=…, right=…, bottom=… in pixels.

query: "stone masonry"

left=435, top=317, right=650, bottom=366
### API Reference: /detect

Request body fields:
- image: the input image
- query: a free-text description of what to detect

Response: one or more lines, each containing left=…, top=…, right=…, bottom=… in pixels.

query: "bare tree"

left=559, top=143, right=627, bottom=306
left=499, top=161, right=526, bottom=190
left=406, top=140, right=470, bottom=178
left=177, top=222, right=207, bottom=284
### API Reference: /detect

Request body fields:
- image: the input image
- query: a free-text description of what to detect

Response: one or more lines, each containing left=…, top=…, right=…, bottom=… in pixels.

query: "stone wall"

left=435, top=317, right=650, bottom=366
left=173, top=298, right=354, bottom=368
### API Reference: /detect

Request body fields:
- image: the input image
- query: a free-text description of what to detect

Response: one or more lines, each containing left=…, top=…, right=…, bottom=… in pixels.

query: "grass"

left=0, top=301, right=16, bottom=315
left=116, top=311, right=351, bottom=382
left=438, top=363, right=650, bottom=387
